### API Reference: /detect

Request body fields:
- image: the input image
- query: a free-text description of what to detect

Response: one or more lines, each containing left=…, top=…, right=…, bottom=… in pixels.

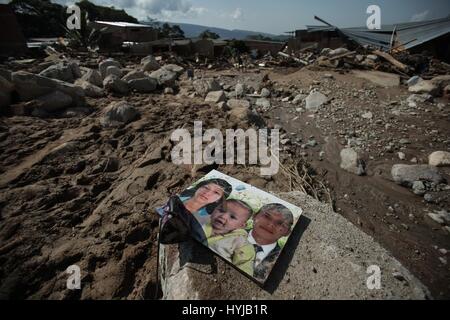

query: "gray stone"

left=361, top=111, right=373, bottom=119
left=328, top=48, right=349, bottom=57
left=391, top=164, right=444, bottom=187
left=205, top=90, right=226, bottom=103
left=217, top=101, right=229, bottom=111
left=75, top=80, right=105, bottom=98
left=235, top=83, right=246, bottom=97
left=305, top=91, right=328, bottom=111
left=429, top=151, right=450, bottom=167
left=193, top=78, right=221, bottom=97
left=408, top=80, right=440, bottom=96
left=99, top=59, right=122, bottom=79
left=103, top=75, right=129, bottom=95
left=256, top=98, right=271, bottom=109
left=159, top=191, right=431, bottom=299
left=101, top=101, right=139, bottom=127
left=122, top=70, right=147, bottom=82
left=340, top=148, right=366, bottom=176
left=149, top=68, right=178, bottom=87
left=164, top=87, right=174, bottom=95
left=36, top=90, right=73, bottom=112
left=39, top=63, right=74, bottom=83
left=105, top=66, right=123, bottom=78
left=163, top=64, right=184, bottom=75
left=407, top=94, right=433, bottom=106
left=412, top=181, right=426, bottom=195
left=260, top=88, right=271, bottom=98
left=293, top=94, right=306, bottom=105
left=427, top=210, right=450, bottom=225
left=128, top=77, right=157, bottom=93
left=81, top=69, right=103, bottom=87
left=227, top=99, right=251, bottom=109
left=141, top=56, right=160, bottom=72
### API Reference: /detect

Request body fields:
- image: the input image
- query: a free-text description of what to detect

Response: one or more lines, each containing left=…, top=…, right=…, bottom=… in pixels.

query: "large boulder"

left=429, top=151, right=450, bottom=167
left=103, top=75, right=129, bottom=95
left=122, top=70, right=147, bottom=82
left=340, top=148, right=366, bottom=176
left=391, top=164, right=444, bottom=186
left=305, top=91, right=328, bottom=111
left=128, top=77, right=158, bottom=93
left=99, top=59, right=122, bottom=79
left=36, top=90, right=73, bottom=112
left=141, top=55, right=160, bottom=72
left=430, top=75, right=450, bottom=93
left=101, top=101, right=140, bottom=127
left=149, top=68, right=178, bottom=87
left=162, top=64, right=184, bottom=75
left=39, top=63, right=75, bottom=83
left=11, top=71, right=85, bottom=107
left=205, top=90, right=226, bottom=103
left=81, top=69, right=103, bottom=87
left=193, top=78, right=221, bottom=97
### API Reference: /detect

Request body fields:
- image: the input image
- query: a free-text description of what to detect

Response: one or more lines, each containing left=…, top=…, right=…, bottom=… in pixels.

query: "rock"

left=103, top=75, right=129, bottom=95
left=163, top=64, right=184, bottom=75
left=398, top=152, right=406, bottom=160
left=430, top=75, right=450, bottom=92
left=407, top=76, right=422, bottom=87
left=81, top=69, right=103, bottom=87
left=217, top=101, right=229, bottom=111
left=366, top=55, right=378, bottom=61
left=361, top=111, right=373, bottom=119
left=256, top=98, right=271, bottom=109
left=261, top=88, right=271, bottom=98
left=205, top=90, right=226, bottom=103
left=75, top=80, right=105, bottom=98
left=11, top=71, right=85, bottom=106
left=293, top=94, right=306, bottom=105
left=228, top=106, right=250, bottom=122
left=427, top=210, right=450, bottom=225
left=39, top=63, right=74, bottom=83
left=320, top=48, right=332, bottom=56
left=407, top=94, right=433, bottom=106
left=36, top=90, right=73, bottom=112
left=235, top=83, right=246, bottom=97
left=328, top=48, right=349, bottom=58
left=0, top=68, right=11, bottom=81
left=122, top=70, right=147, bottom=82
left=340, top=148, right=366, bottom=176
left=105, top=66, right=123, bottom=78
left=141, top=56, right=160, bottom=72
left=164, top=87, right=174, bottom=95
left=408, top=80, right=440, bottom=96
left=0, top=76, right=14, bottom=108
left=429, top=151, right=450, bottom=167
left=128, top=77, right=157, bottom=93
left=227, top=99, right=250, bottom=109
left=149, top=68, right=178, bottom=87
left=412, top=181, right=426, bottom=196
left=305, top=91, right=328, bottom=111
left=193, top=78, right=221, bottom=97
left=101, top=101, right=139, bottom=127
left=62, top=107, right=92, bottom=118
left=99, top=59, right=122, bottom=79
left=391, top=164, right=444, bottom=187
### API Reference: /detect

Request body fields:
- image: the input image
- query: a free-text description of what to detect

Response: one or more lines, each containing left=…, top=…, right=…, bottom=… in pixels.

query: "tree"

left=199, top=29, right=220, bottom=40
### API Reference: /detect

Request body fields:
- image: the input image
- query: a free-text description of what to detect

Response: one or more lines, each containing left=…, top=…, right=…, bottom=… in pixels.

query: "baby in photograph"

left=202, top=199, right=256, bottom=276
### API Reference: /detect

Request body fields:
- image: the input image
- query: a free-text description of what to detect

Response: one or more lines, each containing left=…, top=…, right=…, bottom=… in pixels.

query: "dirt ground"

left=0, top=58, right=449, bottom=299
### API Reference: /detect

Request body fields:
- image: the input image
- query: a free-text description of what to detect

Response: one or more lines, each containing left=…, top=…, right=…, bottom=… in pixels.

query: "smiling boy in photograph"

left=248, top=203, right=294, bottom=282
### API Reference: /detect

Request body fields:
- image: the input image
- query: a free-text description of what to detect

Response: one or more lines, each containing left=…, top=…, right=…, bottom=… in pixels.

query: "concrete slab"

left=159, top=191, right=431, bottom=299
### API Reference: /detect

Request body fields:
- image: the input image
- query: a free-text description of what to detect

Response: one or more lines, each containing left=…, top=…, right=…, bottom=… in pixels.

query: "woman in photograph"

left=178, top=178, right=232, bottom=224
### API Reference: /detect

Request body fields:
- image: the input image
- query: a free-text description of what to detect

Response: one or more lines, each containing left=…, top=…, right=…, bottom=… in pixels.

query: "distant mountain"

left=141, top=21, right=290, bottom=41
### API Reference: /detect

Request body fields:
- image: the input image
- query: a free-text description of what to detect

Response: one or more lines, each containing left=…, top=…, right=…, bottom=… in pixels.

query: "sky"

left=3, top=0, right=450, bottom=34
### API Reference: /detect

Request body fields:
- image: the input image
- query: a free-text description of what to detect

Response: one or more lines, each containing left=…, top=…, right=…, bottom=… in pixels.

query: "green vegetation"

left=198, top=29, right=220, bottom=40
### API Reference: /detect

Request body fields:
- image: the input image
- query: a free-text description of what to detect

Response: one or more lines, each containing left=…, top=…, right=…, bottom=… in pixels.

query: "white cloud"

left=410, top=10, right=429, bottom=22
left=231, top=8, right=242, bottom=20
